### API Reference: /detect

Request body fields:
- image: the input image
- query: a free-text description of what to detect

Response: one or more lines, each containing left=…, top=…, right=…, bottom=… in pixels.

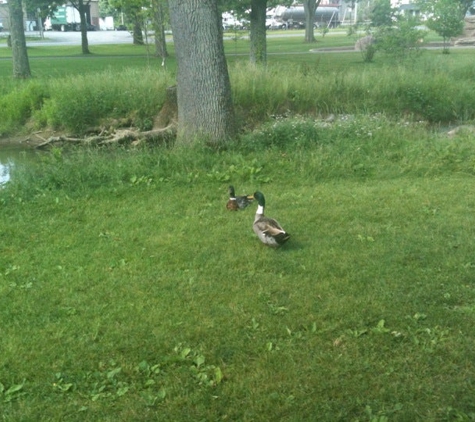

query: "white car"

left=266, top=17, right=287, bottom=30
left=222, top=12, right=248, bottom=30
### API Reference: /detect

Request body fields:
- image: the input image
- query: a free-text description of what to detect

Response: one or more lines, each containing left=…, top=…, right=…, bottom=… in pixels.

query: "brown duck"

left=227, top=185, right=254, bottom=210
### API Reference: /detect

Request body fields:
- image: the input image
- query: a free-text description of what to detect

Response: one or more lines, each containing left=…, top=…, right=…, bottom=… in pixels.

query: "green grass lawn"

left=0, top=28, right=449, bottom=77
left=2, top=114, right=475, bottom=420
left=1, top=31, right=475, bottom=421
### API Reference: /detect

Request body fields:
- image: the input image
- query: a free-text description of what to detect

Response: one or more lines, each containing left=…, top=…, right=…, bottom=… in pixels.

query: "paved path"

left=0, top=30, right=134, bottom=47
left=1, top=29, right=332, bottom=48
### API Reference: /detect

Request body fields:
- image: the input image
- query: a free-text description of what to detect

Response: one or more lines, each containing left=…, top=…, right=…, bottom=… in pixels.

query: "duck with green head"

left=227, top=185, right=254, bottom=210
left=251, top=191, right=290, bottom=247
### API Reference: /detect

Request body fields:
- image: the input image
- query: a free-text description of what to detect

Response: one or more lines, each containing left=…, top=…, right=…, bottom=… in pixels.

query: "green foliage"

left=373, top=16, right=427, bottom=61
left=364, top=1, right=428, bottom=62
left=370, top=0, right=398, bottom=27
left=419, top=0, right=465, bottom=53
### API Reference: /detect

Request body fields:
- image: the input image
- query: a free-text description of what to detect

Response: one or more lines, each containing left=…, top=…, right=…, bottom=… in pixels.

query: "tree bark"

left=79, top=0, right=90, bottom=54
left=8, top=0, right=31, bottom=78
left=70, top=0, right=91, bottom=54
left=249, top=0, right=267, bottom=65
left=152, top=0, right=168, bottom=61
left=303, top=0, right=319, bottom=43
left=169, top=0, right=236, bottom=146
left=132, top=10, right=144, bottom=45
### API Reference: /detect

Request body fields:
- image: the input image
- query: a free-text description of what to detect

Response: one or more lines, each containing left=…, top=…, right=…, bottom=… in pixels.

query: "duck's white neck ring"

left=257, top=205, right=264, bottom=214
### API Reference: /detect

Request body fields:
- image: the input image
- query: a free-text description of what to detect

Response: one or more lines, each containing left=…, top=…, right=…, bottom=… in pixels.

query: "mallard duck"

left=251, top=191, right=290, bottom=247
left=227, top=185, right=254, bottom=210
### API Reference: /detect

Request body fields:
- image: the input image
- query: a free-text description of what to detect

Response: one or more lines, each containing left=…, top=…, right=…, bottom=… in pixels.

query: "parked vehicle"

left=44, top=5, right=94, bottom=32
left=266, top=6, right=287, bottom=30
left=222, top=12, right=248, bottom=30
left=281, top=5, right=340, bottom=29
left=266, top=16, right=287, bottom=30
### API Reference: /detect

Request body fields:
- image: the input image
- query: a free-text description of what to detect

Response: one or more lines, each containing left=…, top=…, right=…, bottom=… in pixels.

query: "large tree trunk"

left=169, top=0, right=236, bottom=146
left=303, top=0, right=319, bottom=43
left=8, top=0, right=31, bottom=78
left=249, top=0, right=267, bottom=65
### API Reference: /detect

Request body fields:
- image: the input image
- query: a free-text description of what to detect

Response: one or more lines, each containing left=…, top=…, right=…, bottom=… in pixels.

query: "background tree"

left=302, top=0, right=320, bottom=43
left=169, top=0, right=236, bottom=145
left=70, top=0, right=92, bottom=54
left=130, top=7, right=145, bottom=45
left=8, top=0, right=31, bottom=78
left=24, top=0, right=55, bottom=33
left=458, top=0, right=474, bottom=15
left=350, top=0, right=425, bottom=62
left=219, top=0, right=292, bottom=64
left=109, top=0, right=146, bottom=44
left=98, top=0, right=119, bottom=20
left=371, top=0, right=395, bottom=26
left=418, top=0, right=465, bottom=53
left=373, top=14, right=426, bottom=60
left=150, top=0, right=168, bottom=60
left=249, top=0, right=267, bottom=64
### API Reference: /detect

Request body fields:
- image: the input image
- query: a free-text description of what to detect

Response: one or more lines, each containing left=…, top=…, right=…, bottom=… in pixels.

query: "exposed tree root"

left=34, top=124, right=177, bottom=149
left=34, top=85, right=179, bottom=150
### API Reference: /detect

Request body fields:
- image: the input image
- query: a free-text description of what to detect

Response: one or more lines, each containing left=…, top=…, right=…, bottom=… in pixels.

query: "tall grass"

left=5, top=114, right=475, bottom=204
left=34, top=68, right=175, bottom=133
left=2, top=41, right=475, bottom=137
left=0, top=81, right=49, bottom=136
left=231, top=60, right=475, bottom=123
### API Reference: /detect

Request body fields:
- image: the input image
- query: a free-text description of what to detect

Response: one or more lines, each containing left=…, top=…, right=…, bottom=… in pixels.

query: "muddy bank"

left=0, top=131, right=55, bottom=149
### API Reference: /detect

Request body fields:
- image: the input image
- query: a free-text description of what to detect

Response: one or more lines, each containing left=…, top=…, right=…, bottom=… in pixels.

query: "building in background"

left=0, top=0, right=99, bottom=32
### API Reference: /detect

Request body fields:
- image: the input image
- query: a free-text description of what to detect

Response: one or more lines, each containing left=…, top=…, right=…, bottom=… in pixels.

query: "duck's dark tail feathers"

left=275, top=232, right=291, bottom=245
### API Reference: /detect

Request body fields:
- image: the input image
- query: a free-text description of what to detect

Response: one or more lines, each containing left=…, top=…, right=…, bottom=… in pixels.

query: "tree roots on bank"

left=34, top=124, right=177, bottom=150
left=33, top=85, right=179, bottom=150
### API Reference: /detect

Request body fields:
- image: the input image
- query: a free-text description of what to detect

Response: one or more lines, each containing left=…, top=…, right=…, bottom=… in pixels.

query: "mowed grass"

left=1, top=177, right=475, bottom=421
left=1, top=32, right=475, bottom=420
left=2, top=115, right=475, bottom=420
left=0, top=28, right=449, bottom=76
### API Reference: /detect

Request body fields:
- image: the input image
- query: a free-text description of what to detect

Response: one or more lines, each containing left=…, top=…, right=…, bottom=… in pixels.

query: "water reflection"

left=0, top=160, right=12, bottom=186
left=1, top=144, right=30, bottom=187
